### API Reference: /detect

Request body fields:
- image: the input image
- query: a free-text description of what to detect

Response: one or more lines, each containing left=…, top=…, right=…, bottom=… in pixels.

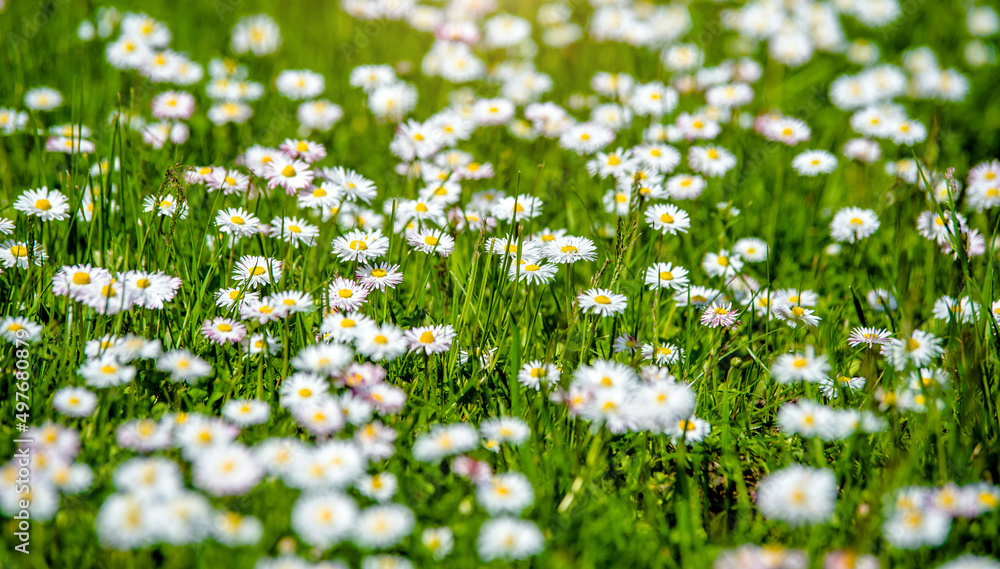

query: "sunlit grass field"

left=2, top=0, right=1000, bottom=568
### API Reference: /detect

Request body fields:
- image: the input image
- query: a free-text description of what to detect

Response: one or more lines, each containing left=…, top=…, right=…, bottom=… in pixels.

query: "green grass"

left=2, top=1, right=1000, bottom=568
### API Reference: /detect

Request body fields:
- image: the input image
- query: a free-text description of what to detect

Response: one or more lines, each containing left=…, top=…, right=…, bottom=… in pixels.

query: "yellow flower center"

left=594, top=295, right=611, bottom=305
left=281, top=165, right=296, bottom=177
left=217, top=323, right=232, bottom=332
left=419, top=331, right=435, bottom=343
left=35, top=199, right=52, bottom=211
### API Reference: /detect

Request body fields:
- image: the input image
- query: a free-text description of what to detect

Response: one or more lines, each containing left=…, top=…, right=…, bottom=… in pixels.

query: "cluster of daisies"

left=715, top=546, right=1000, bottom=569
left=0, top=87, right=102, bottom=154
left=50, top=263, right=182, bottom=316
left=1, top=0, right=999, bottom=566
left=881, top=483, right=1000, bottom=549
left=544, top=360, right=705, bottom=441
left=0, top=423, right=94, bottom=523
left=15, top=12, right=340, bottom=155
left=92, top=401, right=410, bottom=554
left=78, top=349, right=411, bottom=556
left=406, top=420, right=545, bottom=561
left=89, top=409, right=547, bottom=562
